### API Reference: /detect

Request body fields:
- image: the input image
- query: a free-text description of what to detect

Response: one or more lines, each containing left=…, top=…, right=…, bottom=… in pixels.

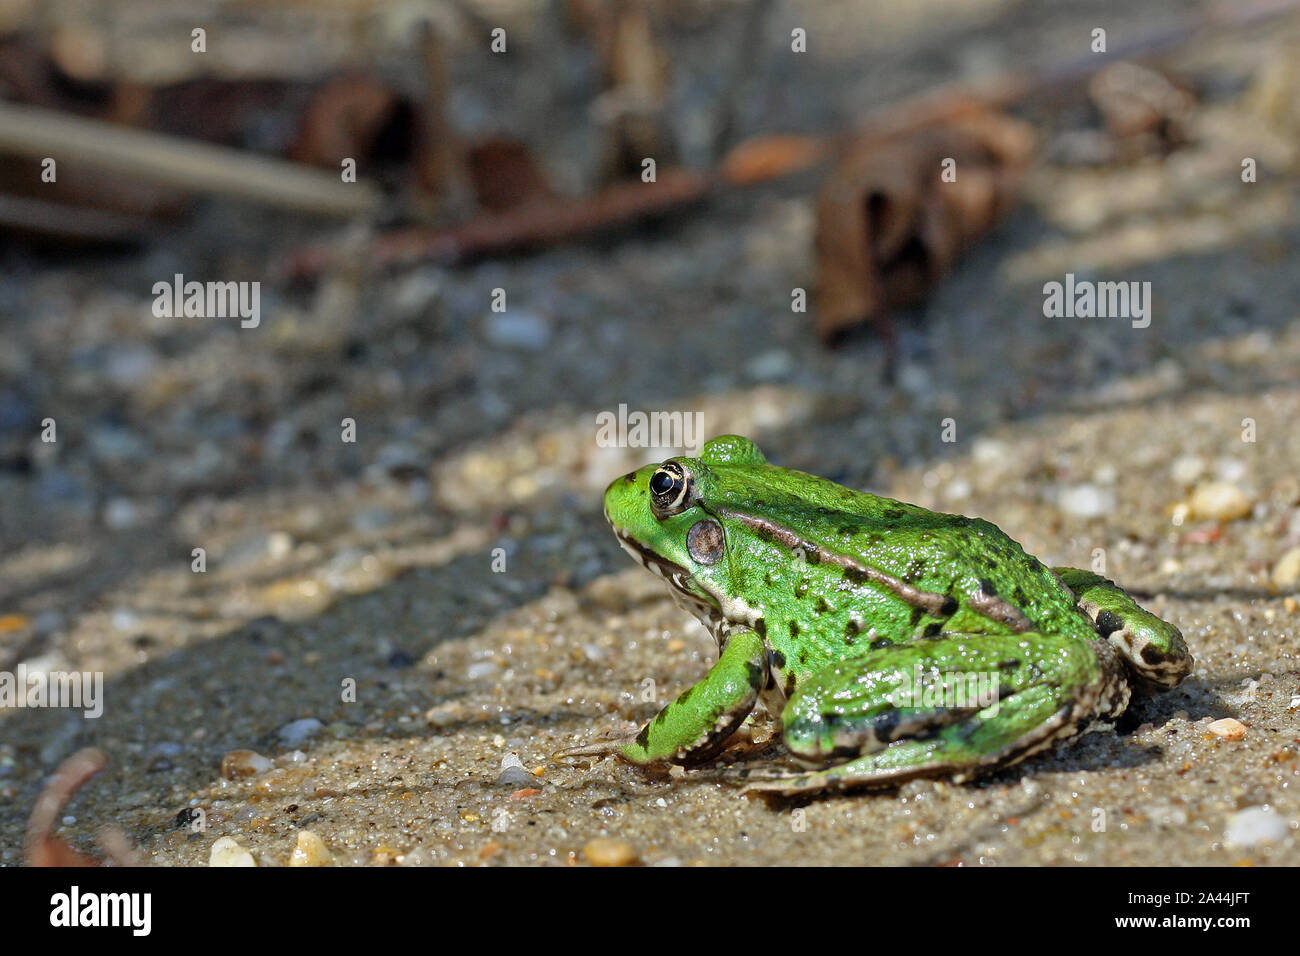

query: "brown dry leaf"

left=465, top=138, right=555, bottom=214
left=290, top=73, right=409, bottom=171
left=26, top=748, right=107, bottom=866
left=26, top=747, right=138, bottom=866
left=813, top=102, right=1036, bottom=343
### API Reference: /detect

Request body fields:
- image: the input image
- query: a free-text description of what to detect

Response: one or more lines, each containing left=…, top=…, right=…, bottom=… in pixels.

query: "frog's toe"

left=735, top=756, right=940, bottom=796
left=553, top=731, right=639, bottom=761
left=1053, top=567, right=1193, bottom=692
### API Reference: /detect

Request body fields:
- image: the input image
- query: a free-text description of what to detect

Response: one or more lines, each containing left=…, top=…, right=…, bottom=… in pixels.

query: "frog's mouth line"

left=610, top=526, right=699, bottom=595
left=607, top=515, right=728, bottom=637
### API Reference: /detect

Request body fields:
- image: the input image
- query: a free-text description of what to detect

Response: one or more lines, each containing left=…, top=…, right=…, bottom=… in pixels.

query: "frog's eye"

left=648, top=462, right=694, bottom=517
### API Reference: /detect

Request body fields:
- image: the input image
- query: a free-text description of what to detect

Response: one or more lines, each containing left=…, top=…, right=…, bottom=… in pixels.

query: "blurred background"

left=3, top=0, right=1300, bottom=867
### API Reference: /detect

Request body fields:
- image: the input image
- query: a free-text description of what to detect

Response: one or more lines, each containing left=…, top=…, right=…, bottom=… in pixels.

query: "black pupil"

left=650, top=470, right=678, bottom=496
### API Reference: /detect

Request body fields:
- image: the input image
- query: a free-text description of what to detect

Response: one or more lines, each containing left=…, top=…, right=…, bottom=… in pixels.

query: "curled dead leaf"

left=812, top=102, right=1036, bottom=343
left=26, top=747, right=137, bottom=866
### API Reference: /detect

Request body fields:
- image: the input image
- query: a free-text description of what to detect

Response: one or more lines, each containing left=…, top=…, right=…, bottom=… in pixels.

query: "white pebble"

left=500, top=752, right=525, bottom=770
left=1058, top=484, right=1115, bottom=519
left=1170, top=454, right=1205, bottom=485
left=209, top=837, right=256, bottom=867
left=1225, top=807, right=1288, bottom=847
left=277, top=718, right=323, bottom=747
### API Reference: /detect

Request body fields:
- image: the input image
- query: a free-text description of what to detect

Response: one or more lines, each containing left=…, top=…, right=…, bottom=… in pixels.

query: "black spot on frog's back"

left=842, top=566, right=869, bottom=585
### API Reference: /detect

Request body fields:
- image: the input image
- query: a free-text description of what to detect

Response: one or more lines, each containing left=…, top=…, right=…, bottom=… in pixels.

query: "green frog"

left=561, top=435, right=1192, bottom=795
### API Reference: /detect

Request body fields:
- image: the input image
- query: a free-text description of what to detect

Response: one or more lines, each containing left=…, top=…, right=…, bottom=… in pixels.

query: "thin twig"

left=0, top=100, right=381, bottom=216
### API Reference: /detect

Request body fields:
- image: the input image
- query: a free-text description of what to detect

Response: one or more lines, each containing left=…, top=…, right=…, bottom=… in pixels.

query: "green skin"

left=562, top=435, right=1193, bottom=795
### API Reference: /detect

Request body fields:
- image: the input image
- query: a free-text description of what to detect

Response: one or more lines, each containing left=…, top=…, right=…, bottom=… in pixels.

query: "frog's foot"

left=748, top=632, right=1130, bottom=796
left=1053, top=567, right=1193, bottom=692
left=557, top=629, right=769, bottom=767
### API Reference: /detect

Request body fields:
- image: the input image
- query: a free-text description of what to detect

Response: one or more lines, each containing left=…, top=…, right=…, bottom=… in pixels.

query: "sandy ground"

left=3, top=0, right=1300, bottom=866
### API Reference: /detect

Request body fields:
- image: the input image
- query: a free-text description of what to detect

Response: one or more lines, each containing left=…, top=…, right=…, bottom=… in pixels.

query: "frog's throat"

left=608, top=523, right=759, bottom=645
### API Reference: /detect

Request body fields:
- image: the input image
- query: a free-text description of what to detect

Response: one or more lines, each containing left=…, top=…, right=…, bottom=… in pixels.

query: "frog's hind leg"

left=1053, top=568, right=1193, bottom=692
left=741, top=632, right=1128, bottom=796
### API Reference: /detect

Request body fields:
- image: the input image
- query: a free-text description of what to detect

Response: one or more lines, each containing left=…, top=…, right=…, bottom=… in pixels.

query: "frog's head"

left=603, top=435, right=767, bottom=638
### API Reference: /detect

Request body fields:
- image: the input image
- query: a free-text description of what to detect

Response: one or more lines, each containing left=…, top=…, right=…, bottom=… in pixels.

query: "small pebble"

left=583, top=838, right=639, bottom=867
left=221, top=749, right=273, bottom=779
left=425, top=702, right=465, bottom=727
left=495, top=766, right=535, bottom=787
left=1208, top=717, right=1247, bottom=740
left=288, top=830, right=333, bottom=867
left=1187, top=482, right=1253, bottom=522
left=494, top=755, right=532, bottom=787
left=209, top=837, right=256, bottom=867
left=1225, top=807, right=1288, bottom=847
left=484, top=310, right=552, bottom=351
left=466, top=661, right=501, bottom=680
left=278, top=718, right=323, bottom=747
left=1058, top=484, right=1115, bottom=519
left=1170, top=454, right=1206, bottom=485
left=1272, top=547, right=1300, bottom=589
left=746, top=349, right=793, bottom=381
left=103, top=498, right=140, bottom=530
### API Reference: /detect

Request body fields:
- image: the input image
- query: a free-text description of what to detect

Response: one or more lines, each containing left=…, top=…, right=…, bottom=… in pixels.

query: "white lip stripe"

left=609, top=519, right=762, bottom=647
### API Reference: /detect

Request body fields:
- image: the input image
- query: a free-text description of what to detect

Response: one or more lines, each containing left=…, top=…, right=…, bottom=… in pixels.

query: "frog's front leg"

left=1053, top=567, right=1193, bottom=691
left=742, top=632, right=1129, bottom=796
left=558, top=628, right=768, bottom=766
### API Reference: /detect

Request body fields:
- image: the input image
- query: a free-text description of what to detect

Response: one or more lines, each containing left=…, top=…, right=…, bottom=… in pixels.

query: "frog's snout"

left=603, top=471, right=638, bottom=521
